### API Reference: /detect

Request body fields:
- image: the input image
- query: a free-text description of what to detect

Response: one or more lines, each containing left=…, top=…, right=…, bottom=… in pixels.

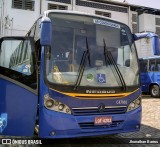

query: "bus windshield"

left=46, top=13, right=139, bottom=88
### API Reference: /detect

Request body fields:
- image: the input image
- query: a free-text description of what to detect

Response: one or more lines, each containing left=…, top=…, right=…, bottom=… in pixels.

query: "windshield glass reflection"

left=46, top=13, right=139, bottom=88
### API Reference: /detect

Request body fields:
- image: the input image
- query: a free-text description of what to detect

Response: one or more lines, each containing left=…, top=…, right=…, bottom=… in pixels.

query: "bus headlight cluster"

left=127, top=96, right=141, bottom=112
left=44, top=94, right=72, bottom=114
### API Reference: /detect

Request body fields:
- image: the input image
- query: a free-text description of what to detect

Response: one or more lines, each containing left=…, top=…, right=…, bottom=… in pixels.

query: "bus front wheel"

left=150, top=85, right=160, bottom=98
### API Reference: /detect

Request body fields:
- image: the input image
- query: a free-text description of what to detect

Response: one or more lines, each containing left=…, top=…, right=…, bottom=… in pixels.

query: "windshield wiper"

left=103, top=39, right=126, bottom=91
left=74, top=38, right=91, bottom=90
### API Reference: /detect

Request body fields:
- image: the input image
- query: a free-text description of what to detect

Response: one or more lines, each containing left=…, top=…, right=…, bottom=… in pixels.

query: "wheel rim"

left=152, top=87, right=158, bottom=96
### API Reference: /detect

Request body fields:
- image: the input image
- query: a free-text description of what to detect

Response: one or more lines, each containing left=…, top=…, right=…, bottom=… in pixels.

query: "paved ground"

left=0, top=95, right=160, bottom=147
left=116, top=95, right=160, bottom=147
left=142, top=95, right=160, bottom=131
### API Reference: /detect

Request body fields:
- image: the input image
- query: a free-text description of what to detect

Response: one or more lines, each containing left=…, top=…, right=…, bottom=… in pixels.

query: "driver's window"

left=0, top=38, right=37, bottom=89
left=0, top=40, right=33, bottom=75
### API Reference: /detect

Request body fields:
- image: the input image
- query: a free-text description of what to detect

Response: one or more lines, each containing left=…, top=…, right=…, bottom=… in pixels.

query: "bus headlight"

left=45, top=99, right=54, bottom=108
left=58, top=104, right=65, bottom=111
left=44, top=94, right=72, bottom=114
left=127, top=96, right=141, bottom=112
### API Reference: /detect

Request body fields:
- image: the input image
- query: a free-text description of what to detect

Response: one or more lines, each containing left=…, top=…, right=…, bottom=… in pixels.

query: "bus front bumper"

left=39, top=106, right=142, bottom=138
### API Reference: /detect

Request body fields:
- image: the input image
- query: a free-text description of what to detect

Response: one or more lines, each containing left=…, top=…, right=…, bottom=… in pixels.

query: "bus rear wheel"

left=150, top=85, right=160, bottom=98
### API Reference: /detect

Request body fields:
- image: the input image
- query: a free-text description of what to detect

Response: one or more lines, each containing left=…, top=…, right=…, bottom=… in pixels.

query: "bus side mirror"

left=133, top=32, right=160, bottom=55
left=40, top=17, right=52, bottom=46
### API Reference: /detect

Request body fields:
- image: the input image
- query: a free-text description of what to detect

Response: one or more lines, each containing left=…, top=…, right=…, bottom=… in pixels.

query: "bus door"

left=0, top=37, right=38, bottom=136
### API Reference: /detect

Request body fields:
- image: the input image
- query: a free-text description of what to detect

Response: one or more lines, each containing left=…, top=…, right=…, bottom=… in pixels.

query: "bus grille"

left=72, top=106, right=127, bottom=116
left=79, top=120, right=124, bottom=129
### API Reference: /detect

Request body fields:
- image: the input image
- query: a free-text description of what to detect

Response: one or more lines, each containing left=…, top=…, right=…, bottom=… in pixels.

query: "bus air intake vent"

left=79, top=120, right=124, bottom=129
left=72, top=106, right=127, bottom=116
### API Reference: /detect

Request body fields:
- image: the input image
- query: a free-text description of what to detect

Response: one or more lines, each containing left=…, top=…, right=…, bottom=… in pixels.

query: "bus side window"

left=150, top=64, right=155, bottom=71
left=27, top=23, right=36, bottom=37
left=149, top=60, right=155, bottom=71
left=0, top=38, right=37, bottom=89
left=34, top=18, right=41, bottom=42
left=155, top=59, right=160, bottom=71
left=139, top=59, right=148, bottom=72
left=157, top=64, right=160, bottom=71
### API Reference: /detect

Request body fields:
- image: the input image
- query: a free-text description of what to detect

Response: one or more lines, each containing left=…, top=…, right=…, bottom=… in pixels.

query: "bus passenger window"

left=155, top=59, right=160, bottom=71
left=157, top=64, right=160, bottom=71
left=149, top=60, right=156, bottom=72
left=139, top=60, right=148, bottom=72
left=150, top=64, right=155, bottom=71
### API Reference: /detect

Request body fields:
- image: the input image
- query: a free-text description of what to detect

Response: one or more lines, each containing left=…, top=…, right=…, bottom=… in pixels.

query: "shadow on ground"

left=142, top=94, right=160, bottom=99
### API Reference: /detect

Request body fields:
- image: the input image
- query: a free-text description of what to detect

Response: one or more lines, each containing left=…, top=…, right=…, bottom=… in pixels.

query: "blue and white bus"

left=139, top=56, right=160, bottom=97
left=0, top=10, right=142, bottom=138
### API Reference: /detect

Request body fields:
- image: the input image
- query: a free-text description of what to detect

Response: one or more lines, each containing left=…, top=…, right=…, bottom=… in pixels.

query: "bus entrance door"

left=0, top=37, right=38, bottom=136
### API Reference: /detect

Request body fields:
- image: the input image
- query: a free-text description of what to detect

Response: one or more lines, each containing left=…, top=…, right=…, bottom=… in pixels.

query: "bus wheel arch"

left=149, top=84, right=160, bottom=98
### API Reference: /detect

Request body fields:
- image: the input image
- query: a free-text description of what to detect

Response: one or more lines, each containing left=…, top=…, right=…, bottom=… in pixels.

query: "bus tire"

left=150, top=85, right=160, bottom=98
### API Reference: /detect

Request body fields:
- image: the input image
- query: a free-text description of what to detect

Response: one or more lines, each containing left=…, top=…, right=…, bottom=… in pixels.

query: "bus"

left=139, top=56, right=160, bottom=97
left=0, top=10, right=142, bottom=138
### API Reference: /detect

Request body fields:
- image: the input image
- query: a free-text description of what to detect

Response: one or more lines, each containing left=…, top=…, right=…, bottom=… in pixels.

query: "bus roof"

left=43, top=10, right=127, bottom=27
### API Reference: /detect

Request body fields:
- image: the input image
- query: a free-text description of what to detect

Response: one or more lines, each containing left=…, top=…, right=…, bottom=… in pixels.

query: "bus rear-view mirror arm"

left=133, top=32, right=160, bottom=55
left=133, top=32, right=158, bottom=41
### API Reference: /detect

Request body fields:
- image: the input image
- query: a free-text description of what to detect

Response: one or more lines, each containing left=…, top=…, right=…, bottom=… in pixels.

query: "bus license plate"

left=94, top=116, right=112, bottom=125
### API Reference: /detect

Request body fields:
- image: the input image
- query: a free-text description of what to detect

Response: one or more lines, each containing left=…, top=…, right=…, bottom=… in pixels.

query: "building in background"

left=0, top=0, right=40, bottom=36
left=0, top=0, right=160, bottom=57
